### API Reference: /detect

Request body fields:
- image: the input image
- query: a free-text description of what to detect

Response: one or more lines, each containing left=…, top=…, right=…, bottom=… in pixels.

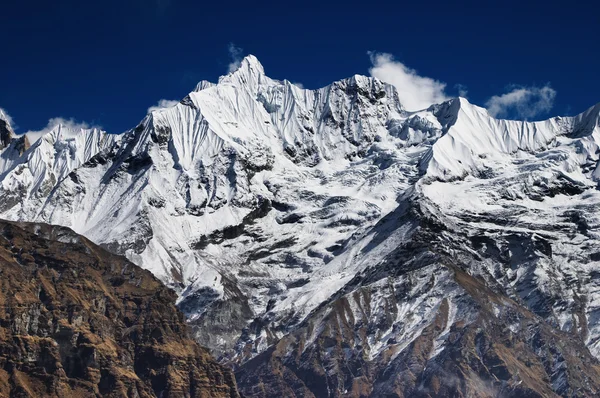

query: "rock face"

left=0, top=109, right=15, bottom=150
left=0, top=220, right=239, bottom=398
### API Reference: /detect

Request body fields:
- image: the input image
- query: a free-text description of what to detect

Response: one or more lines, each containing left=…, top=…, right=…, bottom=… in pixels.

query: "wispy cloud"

left=455, top=84, right=469, bottom=98
left=227, top=43, right=244, bottom=73
left=23, top=117, right=99, bottom=144
left=368, top=52, right=450, bottom=111
left=485, top=85, right=556, bottom=119
left=147, top=99, right=179, bottom=113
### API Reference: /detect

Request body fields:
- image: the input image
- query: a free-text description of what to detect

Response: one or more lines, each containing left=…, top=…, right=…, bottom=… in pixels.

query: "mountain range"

left=2, top=55, right=600, bottom=397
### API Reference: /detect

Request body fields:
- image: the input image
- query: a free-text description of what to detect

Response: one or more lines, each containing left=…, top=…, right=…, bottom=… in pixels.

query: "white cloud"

left=227, top=43, right=244, bottom=73
left=23, top=117, right=98, bottom=144
left=292, top=82, right=304, bottom=89
left=147, top=99, right=179, bottom=113
left=368, top=52, right=450, bottom=111
left=455, top=84, right=469, bottom=98
left=485, top=85, right=556, bottom=119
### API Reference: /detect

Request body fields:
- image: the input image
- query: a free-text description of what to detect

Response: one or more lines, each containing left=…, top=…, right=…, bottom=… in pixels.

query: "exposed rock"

left=0, top=220, right=239, bottom=398
left=0, top=116, right=14, bottom=150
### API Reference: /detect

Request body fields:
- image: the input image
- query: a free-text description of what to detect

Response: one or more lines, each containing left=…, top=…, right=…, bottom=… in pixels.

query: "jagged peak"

left=194, top=80, right=216, bottom=92
left=220, top=54, right=265, bottom=80
left=20, top=122, right=110, bottom=159
left=237, top=54, right=265, bottom=75
left=44, top=122, right=104, bottom=140
left=217, top=54, right=267, bottom=93
left=333, top=73, right=390, bottom=91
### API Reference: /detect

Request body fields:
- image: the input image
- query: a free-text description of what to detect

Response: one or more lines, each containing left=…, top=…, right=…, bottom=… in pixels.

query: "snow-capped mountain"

left=2, top=55, right=600, bottom=396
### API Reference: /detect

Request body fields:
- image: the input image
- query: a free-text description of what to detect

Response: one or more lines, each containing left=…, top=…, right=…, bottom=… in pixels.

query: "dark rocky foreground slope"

left=0, top=220, right=239, bottom=398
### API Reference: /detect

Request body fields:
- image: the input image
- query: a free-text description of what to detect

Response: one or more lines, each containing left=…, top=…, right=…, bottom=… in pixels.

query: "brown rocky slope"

left=0, top=220, right=239, bottom=398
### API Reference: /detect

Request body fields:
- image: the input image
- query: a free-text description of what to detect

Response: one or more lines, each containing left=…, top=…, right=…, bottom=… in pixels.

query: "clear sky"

left=1, top=0, right=598, bottom=135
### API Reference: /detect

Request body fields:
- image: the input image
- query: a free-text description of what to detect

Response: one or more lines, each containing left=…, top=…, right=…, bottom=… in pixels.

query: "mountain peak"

left=194, top=80, right=216, bottom=92
left=218, top=54, right=267, bottom=93
left=239, top=54, right=263, bottom=70
left=223, top=54, right=265, bottom=78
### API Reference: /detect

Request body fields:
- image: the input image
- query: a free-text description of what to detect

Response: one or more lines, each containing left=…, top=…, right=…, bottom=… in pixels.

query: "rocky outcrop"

left=0, top=220, right=239, bottom=398
left=0, top=116, right=14, bottom=150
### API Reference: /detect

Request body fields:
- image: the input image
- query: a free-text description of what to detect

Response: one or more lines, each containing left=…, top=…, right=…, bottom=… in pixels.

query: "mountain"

left=2, top=55, right=600, bottom=396
left=0, top=219, right=239, bottom=397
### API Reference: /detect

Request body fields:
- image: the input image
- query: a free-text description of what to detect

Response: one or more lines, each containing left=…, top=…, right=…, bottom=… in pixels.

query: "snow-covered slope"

left=2, top=55, right=600, bottom=396
left=419, top=98, right=600, bottom=357
left=0, top=122, right=116, bottom=215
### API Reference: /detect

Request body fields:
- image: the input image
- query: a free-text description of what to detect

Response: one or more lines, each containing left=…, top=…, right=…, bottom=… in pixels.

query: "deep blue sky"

left=0, top=0, right=598, bottom=133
